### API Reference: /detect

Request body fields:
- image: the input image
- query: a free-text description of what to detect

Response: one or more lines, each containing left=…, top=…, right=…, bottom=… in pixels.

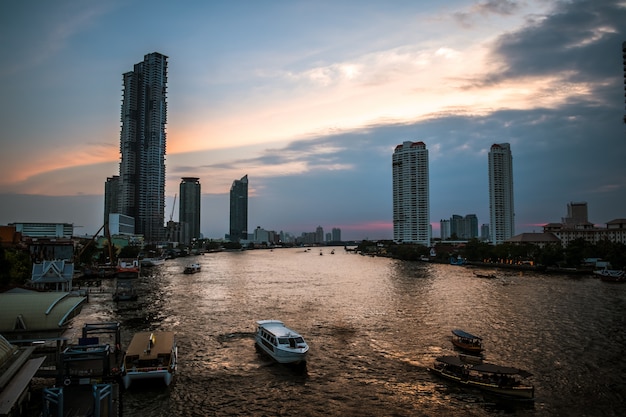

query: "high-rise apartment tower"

left=179, top=177, right=201, bottom=245
left=229, top=175, right=248, bottom=242
left=622, top=41, right=625, bottom=124
left=392, top=141, right=430, bottom=245
left=118, top=52, right=168, bottom=243
left=488, top=143, right=515, bottom=244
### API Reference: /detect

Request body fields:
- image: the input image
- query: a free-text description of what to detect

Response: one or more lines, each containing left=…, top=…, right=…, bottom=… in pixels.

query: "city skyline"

left=1, top=1, right=625, bottom=241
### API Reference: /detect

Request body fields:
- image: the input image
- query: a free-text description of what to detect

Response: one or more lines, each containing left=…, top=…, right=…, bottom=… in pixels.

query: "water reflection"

left=54, top=248, right=625, bottom=416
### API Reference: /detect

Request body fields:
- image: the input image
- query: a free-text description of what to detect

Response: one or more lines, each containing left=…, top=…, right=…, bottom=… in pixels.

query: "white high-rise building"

left=488, top=143, right=515, bottom=244
left=392, top=141, right=430, bottom=245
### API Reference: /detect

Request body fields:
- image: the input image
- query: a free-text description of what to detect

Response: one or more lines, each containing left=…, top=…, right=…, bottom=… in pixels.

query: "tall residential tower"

left=392, top=141, right=430, bottom=245
left=179, top=177, right=201, bottom=245
left=118, top=52, right=168, bottom=243
left=229, top=175, right=248, bottom=242
left=488, top=143, right=515, bottom=244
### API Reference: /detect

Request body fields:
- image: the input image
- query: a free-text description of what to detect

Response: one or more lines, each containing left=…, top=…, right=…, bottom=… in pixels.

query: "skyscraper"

left=488, top=143, right=515, bottom=244
left=229, top=175, right=248, bottom=242
left=179, top=177, right=201, bottom=245
left=392, top=141, right=430, bottom=245
left=622, top=41, right=625, bottom=124
left=118, top=52, right=168, bottom=243
left=104, top=175, right=119, bottom=226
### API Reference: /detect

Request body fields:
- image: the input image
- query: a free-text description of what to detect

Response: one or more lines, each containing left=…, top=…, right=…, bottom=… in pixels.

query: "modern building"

left=488, top=143, right=515, bottom=244
left=179, top=177, right=201, bottom=245
left=623, top=41, right=626, bottom=124
left=103, top=175, right=119, bottom=227
left=331, top=227, right=341, bottom=242
left=229, top=175, right=248, bottom=242
left=118, top=52, right=168, bottom=243
left=315, top=226, right=324, bottom=243
left=441, top=214, right=478, bottom=240
left=392, top=141, right=430, bottom=245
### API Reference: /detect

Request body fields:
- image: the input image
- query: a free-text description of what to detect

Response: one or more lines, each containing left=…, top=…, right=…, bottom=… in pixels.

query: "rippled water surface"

left=59, top=248, right=625, bottom=416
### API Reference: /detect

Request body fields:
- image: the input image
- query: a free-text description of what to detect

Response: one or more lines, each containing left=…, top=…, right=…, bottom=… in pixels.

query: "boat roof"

left=436, top=355, right=468, bottom=367
left=256, top=320, right=302, bottom=338
left=472, top=363, right=532, bottom=377
left=436, top=355, right=532, bottom=377
left=452, top=329, right=482, bottom=340
left=125, top=331, right=174, bottom=359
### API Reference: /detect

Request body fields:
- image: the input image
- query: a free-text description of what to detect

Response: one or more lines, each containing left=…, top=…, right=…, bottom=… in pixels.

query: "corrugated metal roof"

left=0, top=334, right=18, bottom=367
left=0, top=292, right=87, bottom=333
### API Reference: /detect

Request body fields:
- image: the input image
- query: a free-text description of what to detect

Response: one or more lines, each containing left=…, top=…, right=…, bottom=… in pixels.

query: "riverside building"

left=179, top=177, right=201, bottom=245
left=229, top=175, right=248, bottom=242
left=117, top=52, right=169, bottom=243
left=488, top=143, right=515, bottom=245
left=392, top=141, right=430, bottom=246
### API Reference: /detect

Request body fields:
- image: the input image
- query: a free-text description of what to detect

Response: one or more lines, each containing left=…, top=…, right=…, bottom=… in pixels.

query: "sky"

left=1, top=0, right=625, bottom=241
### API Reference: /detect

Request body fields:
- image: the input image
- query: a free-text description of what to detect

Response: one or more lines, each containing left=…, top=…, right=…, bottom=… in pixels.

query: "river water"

left=56, top=247, right=625, bottom=416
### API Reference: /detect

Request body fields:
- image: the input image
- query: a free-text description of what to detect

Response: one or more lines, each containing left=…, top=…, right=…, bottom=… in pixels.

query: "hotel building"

left=392, top=141, right=430, bottom=245
left=488, top=143, right=515, bottom=244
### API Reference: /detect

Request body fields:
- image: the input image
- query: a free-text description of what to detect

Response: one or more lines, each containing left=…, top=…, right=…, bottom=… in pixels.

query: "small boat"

left=255, top=320, right=309, bottom=364
left=113, top=280, right=138, bottom=301
left=473, top=271, right=497, bottom=279
left=141, top=257, right=166, bottom=267
left=183, top=263, right=201, bottom=274
left=451, top=329, right=484, bottom=354
left=121, top=331, right=177, bottom=389
left=117, top=258, right=141, bottom=279
left=450, top=255, right=466, bottom=266
left=594, top=268, right=625, bottom=282
left=429, top=355, right=534, bottom=400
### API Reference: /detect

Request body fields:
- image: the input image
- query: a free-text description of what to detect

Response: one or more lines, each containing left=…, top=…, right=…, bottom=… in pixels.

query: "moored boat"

left=183, top=263, right=201, bottom=274
left=116, top=258, right=141, bottom=279
left=141, top=257, right=166, bottom=267
left=451, top=329, right=484, bottom=354
left=113, top=280, right=138, bottom=302
left=255, top=320, right=309, bottom=364
left=121, top=332, right=177, bottom=389
left=429, top=355, right=535, bottom=400
left=594, top=268, right=625, bottom=282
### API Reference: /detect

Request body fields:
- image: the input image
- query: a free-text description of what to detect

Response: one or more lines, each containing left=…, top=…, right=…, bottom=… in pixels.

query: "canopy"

left=436, top=355, right=468, bottom=367
left=472, top=363, right=532, bottom=377
left=451, top=329, right=482, bottom=340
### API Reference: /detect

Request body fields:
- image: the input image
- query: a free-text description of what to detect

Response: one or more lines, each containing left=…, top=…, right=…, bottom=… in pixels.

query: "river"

left=52, top=247, right=626, bottom=416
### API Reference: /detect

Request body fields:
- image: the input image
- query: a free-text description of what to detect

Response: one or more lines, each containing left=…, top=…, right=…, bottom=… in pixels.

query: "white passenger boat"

left=121, top=331, right=177, bottom=389
left=255, top=320, right=309, bottom=364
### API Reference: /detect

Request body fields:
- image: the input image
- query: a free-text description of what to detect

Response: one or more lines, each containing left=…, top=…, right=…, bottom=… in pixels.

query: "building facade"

left=118, top=52, right=168, bottom=243
left=488, top=143, right=515, bottom=245
left=179, top=177, right=201, bottom=245
left=229, top=175, right=248, bottom=242
left=392, top=141, right=430, bottom=245
left=104, top=175, right=119, bottom=227
left=623, top=41, right=626, bottom=124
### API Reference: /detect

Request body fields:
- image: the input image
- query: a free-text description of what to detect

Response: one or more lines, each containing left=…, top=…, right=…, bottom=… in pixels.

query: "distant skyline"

left=1, top=0, right=625, bottom=241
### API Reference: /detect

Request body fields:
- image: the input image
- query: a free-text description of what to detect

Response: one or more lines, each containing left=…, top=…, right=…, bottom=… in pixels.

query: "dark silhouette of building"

left=179, top=177, right=201, bottom=245
left=229, top=175, right=248, bottom=242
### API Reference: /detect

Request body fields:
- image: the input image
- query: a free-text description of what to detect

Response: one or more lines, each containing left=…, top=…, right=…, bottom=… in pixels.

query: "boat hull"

left=429, top=366, right=534, bottom=400
left=255, top=337, right=308, bottom=364
left=122, top=368, right=175, bottom=389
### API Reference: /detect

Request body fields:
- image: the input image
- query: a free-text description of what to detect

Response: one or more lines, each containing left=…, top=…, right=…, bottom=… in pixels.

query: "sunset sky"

left=1, top=0, right=625, bottom=241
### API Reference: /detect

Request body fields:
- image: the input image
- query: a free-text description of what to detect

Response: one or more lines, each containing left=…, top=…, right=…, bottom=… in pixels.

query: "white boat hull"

left=255, top=337, right=308, bottom=364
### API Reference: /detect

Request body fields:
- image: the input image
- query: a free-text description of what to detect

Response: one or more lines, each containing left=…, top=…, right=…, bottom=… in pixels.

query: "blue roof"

left=452, top=329, right=482, bottom=340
